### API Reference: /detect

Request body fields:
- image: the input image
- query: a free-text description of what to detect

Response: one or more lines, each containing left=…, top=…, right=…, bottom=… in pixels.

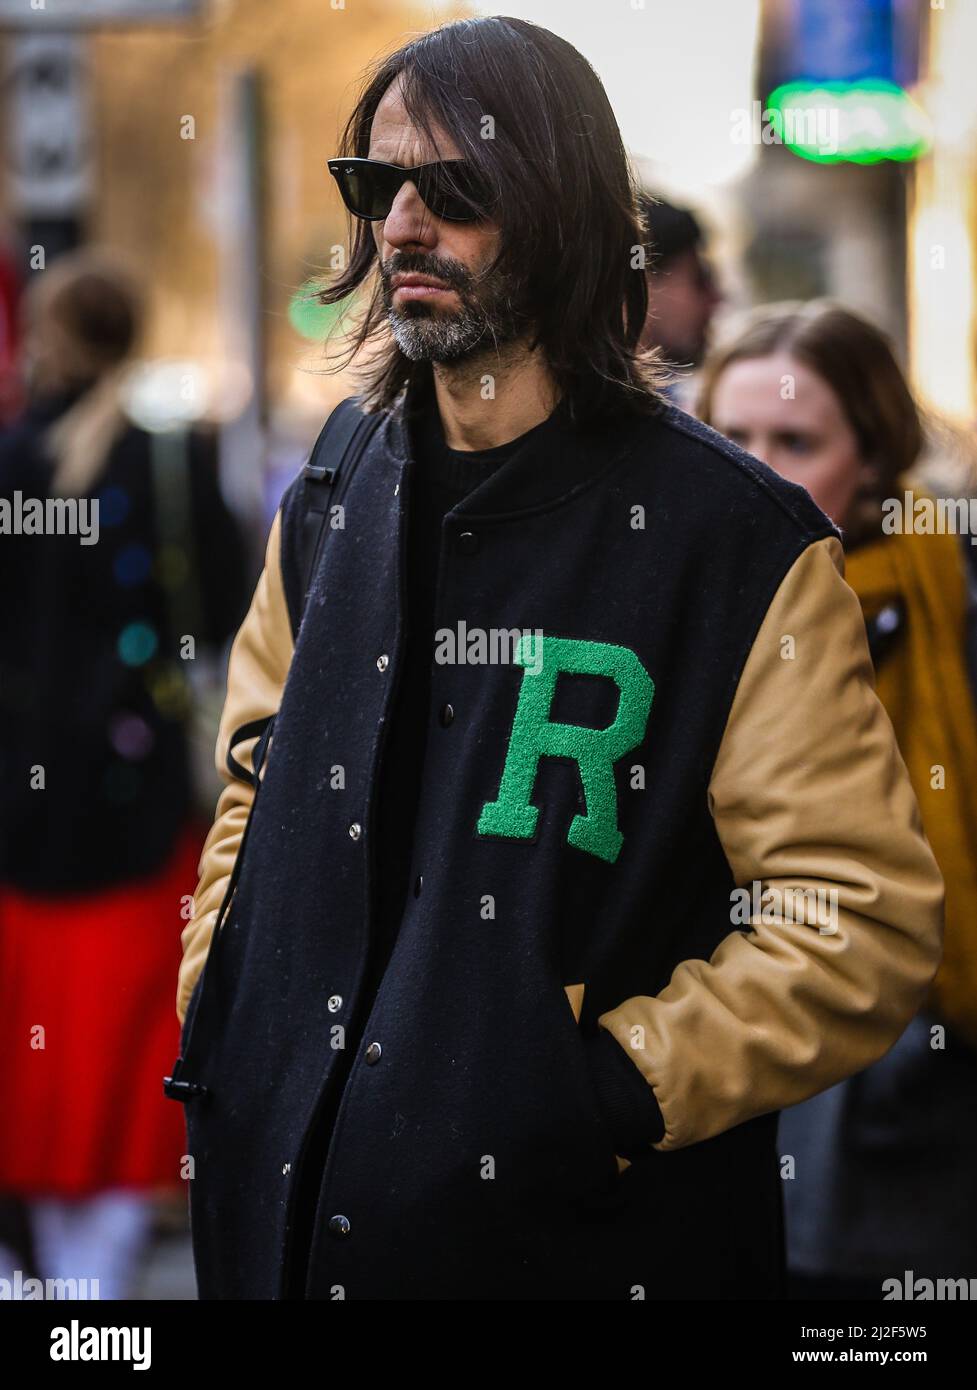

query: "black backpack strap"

left=225, top=715, right=275, bottom=786
left=296, top=398, right=384, bottom=631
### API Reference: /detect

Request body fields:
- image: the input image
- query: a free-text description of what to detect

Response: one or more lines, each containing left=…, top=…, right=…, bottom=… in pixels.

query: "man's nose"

left=382, top=182, right=440, bottom=250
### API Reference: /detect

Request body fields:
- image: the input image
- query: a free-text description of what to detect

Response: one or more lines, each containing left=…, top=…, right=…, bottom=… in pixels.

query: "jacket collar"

left=384, top=367, right=643, bottom=521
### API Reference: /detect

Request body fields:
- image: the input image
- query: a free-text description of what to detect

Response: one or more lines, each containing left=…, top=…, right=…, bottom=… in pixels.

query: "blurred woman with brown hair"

left=698, top=299, right=977, bottom=1297
left=0, top=248, right=247, bottom=1296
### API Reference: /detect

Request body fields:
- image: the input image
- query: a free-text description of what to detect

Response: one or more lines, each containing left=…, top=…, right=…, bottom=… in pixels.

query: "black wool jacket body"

left=176, top=372, right=943, bottom=1301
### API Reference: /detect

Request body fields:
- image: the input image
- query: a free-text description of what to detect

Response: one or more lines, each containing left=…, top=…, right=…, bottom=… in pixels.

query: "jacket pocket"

left=556, top=980, right=628, bottom=1178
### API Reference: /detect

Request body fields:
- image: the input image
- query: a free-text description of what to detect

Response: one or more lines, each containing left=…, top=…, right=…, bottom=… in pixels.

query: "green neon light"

left=766, top=79, right=930, bottom=165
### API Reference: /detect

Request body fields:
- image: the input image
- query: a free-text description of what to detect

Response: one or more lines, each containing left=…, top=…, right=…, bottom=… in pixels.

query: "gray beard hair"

left=389, top=300, right=493, bottom=363
left=386, top=277, right=531, bottom=365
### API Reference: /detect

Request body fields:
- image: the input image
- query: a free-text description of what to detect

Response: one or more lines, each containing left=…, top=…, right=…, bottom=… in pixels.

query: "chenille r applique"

left=476, top=633, right=654, bottom=864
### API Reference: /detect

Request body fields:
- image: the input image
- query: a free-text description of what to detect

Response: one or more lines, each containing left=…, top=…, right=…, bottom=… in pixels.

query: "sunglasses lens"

left=335, top=164, right=397, bottom=219
left=331, top=160, right=491, bottom=222
left=417, top=162, right=489, bottom=221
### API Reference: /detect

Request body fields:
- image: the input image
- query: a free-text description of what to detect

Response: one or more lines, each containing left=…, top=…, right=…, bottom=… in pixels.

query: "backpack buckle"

left=163, top=1059, right=210, bottom=1102
left=302, top=460, right=337, bottom=484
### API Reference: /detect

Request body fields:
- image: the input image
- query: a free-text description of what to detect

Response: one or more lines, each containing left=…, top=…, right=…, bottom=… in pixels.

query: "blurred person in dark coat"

left=699, top=299, right=977, bottom=1298
left=0, top=248, right=248, bottom=1296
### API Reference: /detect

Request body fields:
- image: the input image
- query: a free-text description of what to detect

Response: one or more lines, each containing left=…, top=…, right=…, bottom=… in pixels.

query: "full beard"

left=383, top=262, right=533, bottom=366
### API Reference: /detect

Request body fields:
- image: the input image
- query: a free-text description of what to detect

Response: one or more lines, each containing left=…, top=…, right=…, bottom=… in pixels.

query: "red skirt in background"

left=0, top=824, right=204, bottom=1198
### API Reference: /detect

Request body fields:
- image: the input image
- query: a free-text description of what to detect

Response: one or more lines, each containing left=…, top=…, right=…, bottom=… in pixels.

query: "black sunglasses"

left=327, top=157, right=493, bottom=223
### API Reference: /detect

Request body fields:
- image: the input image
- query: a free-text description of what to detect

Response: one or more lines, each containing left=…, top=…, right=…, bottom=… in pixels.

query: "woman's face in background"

left=708, top=351, right=876, bottom=527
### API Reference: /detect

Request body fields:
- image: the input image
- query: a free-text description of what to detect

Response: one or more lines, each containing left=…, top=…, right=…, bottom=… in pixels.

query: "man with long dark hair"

left=172, top=17, right=942, bottom=1301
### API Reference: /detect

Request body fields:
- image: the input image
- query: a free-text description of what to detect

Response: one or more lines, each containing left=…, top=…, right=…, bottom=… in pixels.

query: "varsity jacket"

left=174, top=373, right=944, bottom=1301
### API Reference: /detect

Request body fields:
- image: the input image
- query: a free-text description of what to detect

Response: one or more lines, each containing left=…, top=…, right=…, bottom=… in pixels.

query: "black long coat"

left=0, top=385, right=248, bottom=891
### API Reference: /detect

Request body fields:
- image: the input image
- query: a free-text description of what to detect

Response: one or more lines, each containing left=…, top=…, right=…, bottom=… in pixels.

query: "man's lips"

left=392, top=274, right=455, bottom=300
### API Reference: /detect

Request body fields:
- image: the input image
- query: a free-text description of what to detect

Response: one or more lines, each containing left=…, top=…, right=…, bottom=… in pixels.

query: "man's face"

left=368, top=77, right=531, bottom=363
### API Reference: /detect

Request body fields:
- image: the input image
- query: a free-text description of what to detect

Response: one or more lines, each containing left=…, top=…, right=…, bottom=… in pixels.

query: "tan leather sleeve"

left=597, top=534, right=945, bottom=1152
left=176, top=509, right=294, bottom=1024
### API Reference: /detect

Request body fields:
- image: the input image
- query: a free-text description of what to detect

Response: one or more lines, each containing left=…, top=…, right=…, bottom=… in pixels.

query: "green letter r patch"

left=476, top=634, right=654, bottom=864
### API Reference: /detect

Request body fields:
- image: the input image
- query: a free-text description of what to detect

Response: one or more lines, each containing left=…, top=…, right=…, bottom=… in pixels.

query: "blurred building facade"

left=0, top=0, right=466, bottom=523
left=1, top=0, right=975, bottom=512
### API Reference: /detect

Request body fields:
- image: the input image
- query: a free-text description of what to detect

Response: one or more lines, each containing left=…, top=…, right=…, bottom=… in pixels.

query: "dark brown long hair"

left=315, top=15, right=665, bottom=427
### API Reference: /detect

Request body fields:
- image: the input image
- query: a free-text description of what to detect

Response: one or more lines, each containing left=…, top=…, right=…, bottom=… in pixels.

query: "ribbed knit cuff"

left=582, top=1026, right=666, bottom=1159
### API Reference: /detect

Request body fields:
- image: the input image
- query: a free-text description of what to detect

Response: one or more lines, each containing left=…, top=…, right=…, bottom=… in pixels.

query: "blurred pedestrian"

left=637, top=192, right=721, bottom=405
left=699, top=299, right=977, bottom=1296
left=0, top=248, right=248, bottom=1297
left=0, top=229, right=24, bottom=426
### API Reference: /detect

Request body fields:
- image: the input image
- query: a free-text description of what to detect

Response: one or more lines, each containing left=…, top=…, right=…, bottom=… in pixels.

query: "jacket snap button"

left=328, top=1214, right=351, bottom=1238
left=439, top=702, right=454, bottom=727
left=327, top=994, right=343, bottom=1013
left=456, top=530, right=480, bottom=554
left=365, top=1041, right=382, bottom=1065
left=348, top=822, right=362, bottom=840
left=282, top=1163, right=291, bottom=1175
left=413, top=873, right=423, bottom=896
left=376, top=654, right=389, bottom=672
